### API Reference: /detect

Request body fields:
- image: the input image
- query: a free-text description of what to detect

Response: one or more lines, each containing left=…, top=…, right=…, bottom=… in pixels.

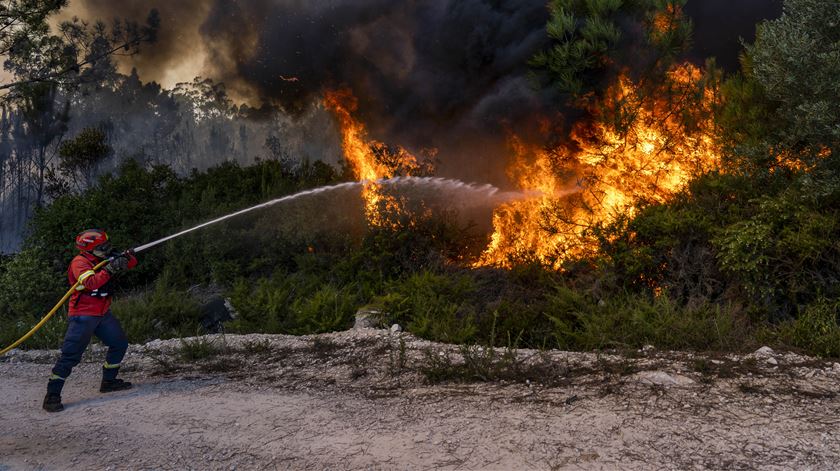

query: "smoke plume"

left=685, top=0, right=784, bottom=70
left=66, top=0, right=783, bottom=185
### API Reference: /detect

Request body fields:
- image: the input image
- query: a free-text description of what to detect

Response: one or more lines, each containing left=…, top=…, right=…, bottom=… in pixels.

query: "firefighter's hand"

left=105, top=256, right=129, bottom=274
left=123, top=249, right=138, bottom=270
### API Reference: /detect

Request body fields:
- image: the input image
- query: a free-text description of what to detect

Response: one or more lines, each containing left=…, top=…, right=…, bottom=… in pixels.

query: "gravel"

left=2, top=330, right=840, bottom=470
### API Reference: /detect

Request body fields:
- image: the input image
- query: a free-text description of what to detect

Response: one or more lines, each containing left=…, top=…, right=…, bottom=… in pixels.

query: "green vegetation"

left=532, top=0, right=692, bottom=99
left=1, top=0, right=839, bottom=359
left=178, top=336, right=224, bottom=362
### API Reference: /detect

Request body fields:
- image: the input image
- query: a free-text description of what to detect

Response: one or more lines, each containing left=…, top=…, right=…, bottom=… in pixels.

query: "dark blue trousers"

left=48, top=311, right=128, bottom=394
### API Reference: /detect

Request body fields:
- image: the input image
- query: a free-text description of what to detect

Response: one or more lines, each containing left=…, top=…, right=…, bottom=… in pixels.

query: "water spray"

left=132, top=176, right=501, bottom=254
left=0, top=177, right=506, bottom=355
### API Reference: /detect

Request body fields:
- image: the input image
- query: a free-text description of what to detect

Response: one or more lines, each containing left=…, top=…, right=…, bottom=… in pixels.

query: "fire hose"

left=0, top=184, right=308, bottom=357
left=0, top=258, right=112, bottom=356
left=0, top=231, right=177, bottom=357
left=0, top=185, right=318, bottom=356
left=1, top=226, right=184, bottom=356
left=0, top=177, right=503, bottom=356
left=0, top=182, right=359, bottom=356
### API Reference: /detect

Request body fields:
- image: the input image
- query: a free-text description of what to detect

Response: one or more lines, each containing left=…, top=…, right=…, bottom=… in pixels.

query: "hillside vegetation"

left=1, top=0, right=839, bottom=357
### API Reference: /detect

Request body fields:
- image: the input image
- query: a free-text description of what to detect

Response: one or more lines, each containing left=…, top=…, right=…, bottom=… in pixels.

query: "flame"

left=323, top=88, right=427, bottom=228
left=324, top=88, right=387, bottom=182
left=479, top=63, right=721, bottom=268
left=773, top=146, right=833, bottom=172
left=651, top=3, right=683, bottom=35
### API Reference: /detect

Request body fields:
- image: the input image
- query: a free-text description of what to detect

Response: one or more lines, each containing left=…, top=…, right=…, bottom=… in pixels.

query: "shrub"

left=227, top=276, right=293, bottom=334
left=111, top=281, right=202, bottom=343
left=377, top=271, right=479, bottom=344
left=0, top=249, right=65, bottom=319
left=0, top=249, right=68, bottom=350
left=227, top=271, right=359, bottom=335
left=287, top=285, right=359, bottom=334
left=551, top=292, right=751, bottom=352
left=0, top=311, right=68, bottom=351
left=770, top=299, right=840, bottom=358
left=543, top=285, right=597, bottom=348
left=179, top=336, right=224, bottom=361
left=713, top=175, right=840, bottom=318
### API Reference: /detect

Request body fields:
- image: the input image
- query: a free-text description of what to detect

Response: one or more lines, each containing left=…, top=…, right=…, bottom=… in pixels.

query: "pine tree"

left=531, top=0, right=692, bottom=102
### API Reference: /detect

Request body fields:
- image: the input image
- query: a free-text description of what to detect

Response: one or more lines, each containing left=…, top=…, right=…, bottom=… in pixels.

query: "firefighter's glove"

left=105, top=255, right=129, bottom=274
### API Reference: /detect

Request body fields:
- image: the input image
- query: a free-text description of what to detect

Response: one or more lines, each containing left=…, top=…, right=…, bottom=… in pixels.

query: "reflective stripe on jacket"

left=67, top=252, right=137, bottom=316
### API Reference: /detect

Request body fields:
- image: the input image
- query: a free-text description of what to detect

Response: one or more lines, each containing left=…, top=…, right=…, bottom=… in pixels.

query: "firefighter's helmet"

left=75, top=229, right=110, bottom=253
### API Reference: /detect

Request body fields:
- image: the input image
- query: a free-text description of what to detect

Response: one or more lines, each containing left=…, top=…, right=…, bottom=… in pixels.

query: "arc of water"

left=132, top=177, right=502, bottom=254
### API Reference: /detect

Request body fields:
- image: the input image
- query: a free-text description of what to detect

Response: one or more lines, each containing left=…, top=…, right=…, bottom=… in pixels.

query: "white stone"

left=390, top=324, right=402, bottom=333
left=754, top=346, right=775, bottom=357
left=635, top=371, right=695, bottom=387
left=353, top=309, right=379, bottom=329
left=766, top=357, right=778, bottom=366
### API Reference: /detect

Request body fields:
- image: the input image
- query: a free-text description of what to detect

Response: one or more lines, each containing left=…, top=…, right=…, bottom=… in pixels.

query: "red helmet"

left=75, top=229, right=110, bottom=252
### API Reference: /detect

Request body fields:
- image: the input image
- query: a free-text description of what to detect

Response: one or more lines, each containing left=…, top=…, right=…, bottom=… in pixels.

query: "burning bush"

left=477, top=62, right=721, bottom=269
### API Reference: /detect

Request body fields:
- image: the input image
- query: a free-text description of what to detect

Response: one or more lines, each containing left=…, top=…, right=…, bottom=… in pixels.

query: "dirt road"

left=2, top=330, right=840, bottom=470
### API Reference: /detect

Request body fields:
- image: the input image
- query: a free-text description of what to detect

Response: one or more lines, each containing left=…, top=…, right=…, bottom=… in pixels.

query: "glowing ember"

left=478, top=63, right=721, bottom=268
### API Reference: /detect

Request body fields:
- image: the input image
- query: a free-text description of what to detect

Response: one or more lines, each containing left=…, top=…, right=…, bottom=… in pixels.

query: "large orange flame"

left=324, top=88, right=387, bottom=182
left=323, top=88, right=428, bottom=229
left=478, top=63, right=721, bottom=268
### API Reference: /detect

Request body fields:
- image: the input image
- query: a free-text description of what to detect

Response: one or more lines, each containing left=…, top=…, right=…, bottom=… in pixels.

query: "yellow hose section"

left=0, top=259, right=110, bottom=356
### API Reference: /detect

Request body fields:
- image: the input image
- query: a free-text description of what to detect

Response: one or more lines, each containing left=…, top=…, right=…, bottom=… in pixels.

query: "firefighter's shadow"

left=65, top=377, right=222, bottom=410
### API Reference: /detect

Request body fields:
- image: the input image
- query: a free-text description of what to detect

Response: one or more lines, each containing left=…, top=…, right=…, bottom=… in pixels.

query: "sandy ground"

left=2, top=329, right=840, bottom=470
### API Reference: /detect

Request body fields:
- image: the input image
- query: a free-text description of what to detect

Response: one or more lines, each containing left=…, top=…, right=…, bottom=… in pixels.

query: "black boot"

left=100, top=378, right=133, bottom=393
left=43, top=393, right=64, bottom=412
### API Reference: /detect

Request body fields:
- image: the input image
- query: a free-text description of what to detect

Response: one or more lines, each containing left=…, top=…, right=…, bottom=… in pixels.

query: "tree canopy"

left=0, top=0, right=159, bottom=101
left=531, top=0, right=692, bottom=101
left=746, top=0, right=840, bottom=156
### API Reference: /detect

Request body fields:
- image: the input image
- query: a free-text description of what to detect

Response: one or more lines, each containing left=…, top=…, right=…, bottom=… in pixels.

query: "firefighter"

left=43, top=229, right=138, bottom=413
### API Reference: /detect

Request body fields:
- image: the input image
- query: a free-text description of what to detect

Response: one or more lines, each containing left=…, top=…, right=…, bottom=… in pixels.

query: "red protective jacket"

left=67, top=251, right=138, bottom=316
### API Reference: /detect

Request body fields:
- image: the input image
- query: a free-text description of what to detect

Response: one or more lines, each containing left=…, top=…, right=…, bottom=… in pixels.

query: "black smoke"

left=74, top=0, right=212, bottom=81
left=71, top=0, right=783, bottom=185
left=685, top=0, right=784, bottom=70
left=195, top=0, right=553, bottom=184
